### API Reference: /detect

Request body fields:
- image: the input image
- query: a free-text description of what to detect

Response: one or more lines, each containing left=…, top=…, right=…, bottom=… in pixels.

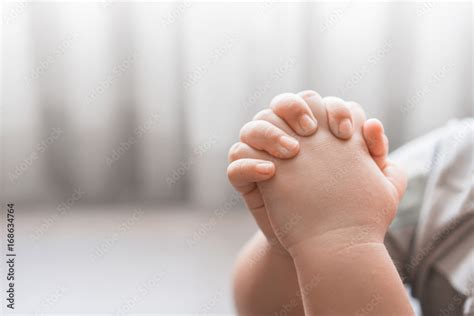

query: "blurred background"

left=1, top=1, right=472, bottom=314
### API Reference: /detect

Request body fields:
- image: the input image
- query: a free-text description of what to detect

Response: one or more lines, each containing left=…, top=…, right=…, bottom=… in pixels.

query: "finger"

left=300, top=91, right=328, bottom=128
left=243, top=189, right=267, bottom=214
left=363, top=118, right=389, bottom=170
left=227, top=158, right=273, bottom=211
left=382, top=161, right=407, bottom=200
left=228, top=142, right=274, bottom=163
left=324, top=97, right=354, bottom=140
left=239, top=120, right=299, bottom=159
left=227, top=143, right=275, bottom=211
left=227, top=158, right=275, bottom=194
left=346, top=101, right=367, bottom=132
left=253, top=109, right=295, bottom=137
left=269, top=93, right=318, bottom=136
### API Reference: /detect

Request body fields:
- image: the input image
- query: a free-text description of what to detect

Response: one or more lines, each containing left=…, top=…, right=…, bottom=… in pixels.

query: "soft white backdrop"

left=2, top=1, right=472, bottom=207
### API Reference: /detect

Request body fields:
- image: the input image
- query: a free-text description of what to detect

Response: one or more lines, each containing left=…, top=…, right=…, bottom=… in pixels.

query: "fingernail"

left=299, top=114, right=317, bottom=134
left=256, top=162, right=274, bottom=174
left=279, top=135, right=299, bottom=155
left=338, top=118, right=353, bottom=137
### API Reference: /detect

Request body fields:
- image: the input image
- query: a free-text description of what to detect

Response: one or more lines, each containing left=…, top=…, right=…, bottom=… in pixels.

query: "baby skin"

left=228, top=91, right=414, bottom=315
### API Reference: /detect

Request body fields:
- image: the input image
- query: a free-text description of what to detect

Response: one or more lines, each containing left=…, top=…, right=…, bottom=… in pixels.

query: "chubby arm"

left=233, top=231, right=304, bottom=315
left=290, top=230, right=414, bottom=315
left=229, top=91, right=392, bottom=315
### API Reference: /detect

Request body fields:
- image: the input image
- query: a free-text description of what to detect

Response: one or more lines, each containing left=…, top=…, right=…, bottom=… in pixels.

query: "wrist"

left=288, top=224, right=386, bottom=260
left=287, top=231, right=414, bottom=316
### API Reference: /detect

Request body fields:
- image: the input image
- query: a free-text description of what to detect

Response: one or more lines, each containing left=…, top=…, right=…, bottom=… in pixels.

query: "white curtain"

left=2, top=1, right=472, bottom=207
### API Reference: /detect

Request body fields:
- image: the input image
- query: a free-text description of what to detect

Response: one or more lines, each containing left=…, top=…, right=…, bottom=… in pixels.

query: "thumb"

left=382, top=160, right=407, bottom=200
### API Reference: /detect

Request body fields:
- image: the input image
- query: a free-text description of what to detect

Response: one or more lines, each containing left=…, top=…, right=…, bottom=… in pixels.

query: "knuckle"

left=331, top=104, right=352, bottom=119
left=226, top=161, right=238, bottom=181
left=323, top=96, right=346, bottom=108
left=270, top=93, right=294, bottom=107
left=239, top=121, right=257, bottom=140
left=324, top=97, right=352, bottom=122
left=270, top=93, right=304, bottom=114
left=298, top=90, right=318, bottom=99
left=346, top=100, right=361, bottom=110
left=347, top=101, right=367, bottom=120
left=236, top=161, right=247, bottom=178
left=253, top=109, right=273, bottom=121
left=300, top=90, right=323, bottom=107
left=227, top=160, right=247, bottom=182
left=240, top=120, right=280, bottom=146
left=228, top=142, right=244, bottom=162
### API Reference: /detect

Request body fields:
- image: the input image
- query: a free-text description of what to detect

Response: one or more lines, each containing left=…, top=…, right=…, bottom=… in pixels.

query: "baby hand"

left=256, top=93, right=406, bottom=255
left=228, top=91, right=395, bottom=254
